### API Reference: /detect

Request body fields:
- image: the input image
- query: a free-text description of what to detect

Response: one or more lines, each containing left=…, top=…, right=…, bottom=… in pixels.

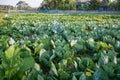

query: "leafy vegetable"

left=0, top=13, right=120, bottom=80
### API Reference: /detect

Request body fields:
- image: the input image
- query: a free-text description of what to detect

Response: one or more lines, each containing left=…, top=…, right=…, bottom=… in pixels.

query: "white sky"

left=0, top=0, right=43, bottom=8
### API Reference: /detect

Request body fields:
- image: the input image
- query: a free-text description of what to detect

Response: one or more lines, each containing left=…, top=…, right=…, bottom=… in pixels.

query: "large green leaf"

left=58, top=59, right=67, bottom=70
left=100, top=42, right=108, bottom=50
left=79, top=73, right=86, bottom=80
left=50, top=61, right=58, bottom=76
left=58, top=69, right=70, bottom=80
left=93, top=68, right=109, bottom=80
left=80, top=57, right=95, bottom=69
left=35, top=43, right=44, bottom=54
left=74, top=43, right=84, bottom=52
left=114, top=41, right=120, bottom=52
left=0, top=67, right=4, bottom=80
left=5, top=45, right=15, bottom=59
left=86, top=41, right=96, bottom=52
left=20, top=57, right=35, bottom=72
left=26, top=68, right=38, bottom=80
left=37, top=75, right=44, bottom=80
left=102, top=63, right=115, bottom=77
left=72, top=75, right=77, bottom=80
left=98, top=54, right=108, bottom=66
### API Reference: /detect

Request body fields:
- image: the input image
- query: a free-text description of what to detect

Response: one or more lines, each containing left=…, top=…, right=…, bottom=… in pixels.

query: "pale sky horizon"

left=0, top=0, right=43, bottom=8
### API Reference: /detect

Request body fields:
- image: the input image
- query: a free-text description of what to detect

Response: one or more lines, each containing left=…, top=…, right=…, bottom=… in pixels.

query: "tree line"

left=0, top=0, right=120, bottom=11
left=41, top=0, right=120, bottom=11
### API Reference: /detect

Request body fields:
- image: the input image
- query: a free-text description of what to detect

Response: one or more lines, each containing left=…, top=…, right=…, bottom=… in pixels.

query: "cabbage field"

left=0, top=13, right=120, bottom=80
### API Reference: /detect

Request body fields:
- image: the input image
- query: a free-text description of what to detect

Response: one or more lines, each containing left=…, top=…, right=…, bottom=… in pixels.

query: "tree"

left=69, top=0, right=76, bottom=10
left=41, top=0, right=76, bottom=10
left=0, top=5, right=15, bottom=10
left=16, top=1, right=31, bottom=10
left=90, top=0, right=101, bottom=10
left=117, top=0, right=120, bottom=10
left=103, top=0, right=111, bottom=6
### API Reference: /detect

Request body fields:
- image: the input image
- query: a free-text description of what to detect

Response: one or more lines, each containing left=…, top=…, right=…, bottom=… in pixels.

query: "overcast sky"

left=0, top=0, right=43, bottom=7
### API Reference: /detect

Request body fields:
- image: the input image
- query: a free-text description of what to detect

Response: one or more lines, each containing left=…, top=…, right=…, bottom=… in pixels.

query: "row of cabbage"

left=0, top=13, right=120, bottom=80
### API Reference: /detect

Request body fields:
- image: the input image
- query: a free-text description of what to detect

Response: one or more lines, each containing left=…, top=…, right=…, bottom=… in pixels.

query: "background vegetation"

left=0, top=0, right=120, bottom=11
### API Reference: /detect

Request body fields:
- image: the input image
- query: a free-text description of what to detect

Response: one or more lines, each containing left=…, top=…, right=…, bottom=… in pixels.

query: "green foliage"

left=0, top=43, right=36, bottom=80
left=117, top=0, right=120, bottom=10
left=58, top=69, right=70, bottom=80
left=43, top=0, right=76, bottom=10
left=16, top=1, right=31, bottom=10
left=90, top=0, right=101, bottom=10
left=4, top=45, right=15, bottom=59
left=50, top=61, right=58, bottom=76
left=0, top=13, right=120, bottom=80
left=79, top=73, right=87, bottom=80
left=93, top=68, right=109, bottom=80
